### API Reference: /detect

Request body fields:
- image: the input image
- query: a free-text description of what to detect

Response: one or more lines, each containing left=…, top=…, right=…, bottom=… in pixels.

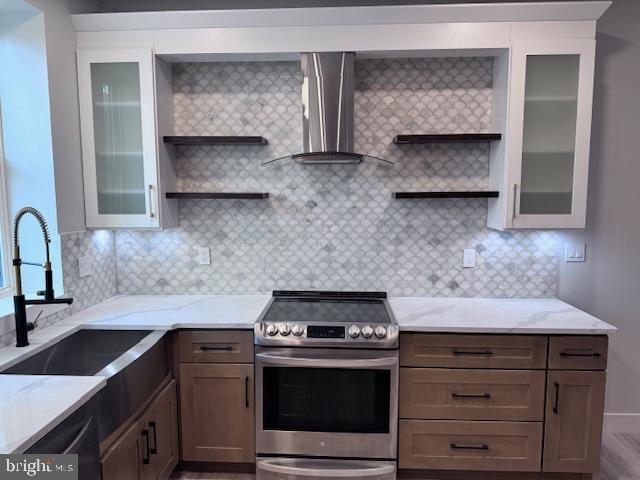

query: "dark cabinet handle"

left=245, top=376, right=250, bottom=408
left=452, top=350, right=494, bottom=356
left=149, top=421, right=158, bottom=454
left=452, top=392, right=491, bottom=399
left=559, top=351, right=601, bottom=358
left=200, top=345, right=233, bottom=351
left=450, top=442, right=489, bottom=450
left=553, top=382, right=560, bottom=415
left=141, top=429, right=150, bottom=464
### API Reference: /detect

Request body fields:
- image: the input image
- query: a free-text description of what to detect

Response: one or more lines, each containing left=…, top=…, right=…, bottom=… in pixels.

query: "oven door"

left=256, top=347, right=398, bottom=459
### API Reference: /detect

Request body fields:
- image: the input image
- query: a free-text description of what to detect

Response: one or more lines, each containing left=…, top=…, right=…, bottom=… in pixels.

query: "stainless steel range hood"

left=264, top=52, right=392, bottom=166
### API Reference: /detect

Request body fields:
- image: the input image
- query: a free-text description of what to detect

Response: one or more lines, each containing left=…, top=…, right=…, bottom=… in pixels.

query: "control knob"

left=265, top=324, right=278, bottom=336
left=361, top=325, right=373, bottom=338
left=292, top=324, right=305, bottom=336
left=374, top=325, right=387, bottom=339
left=278, top=323, right=291, bottom=336
left=348, top=325, right=361, bottom=338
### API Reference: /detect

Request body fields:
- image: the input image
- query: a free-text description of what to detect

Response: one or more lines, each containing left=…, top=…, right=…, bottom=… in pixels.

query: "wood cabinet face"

left=178, top=330, right=254, bottom=364
left=400, top=334, right=548, bottom=369
left=400, top=368, right=546, bottom=421
left=179, top=363, right=255, bottom=462
left=142, top=380, right=179, bottom=480
left=101, top=421, right=143, bottom=480
left=543, top=370, right=606, bottom=473
left=399, top=419, right=543, bottom=472
left=548, top=336, right=608, bottom=370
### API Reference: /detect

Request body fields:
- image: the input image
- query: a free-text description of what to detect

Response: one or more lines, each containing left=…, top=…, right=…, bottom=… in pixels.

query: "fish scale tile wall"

left=115, top=57, right=559, bottom=297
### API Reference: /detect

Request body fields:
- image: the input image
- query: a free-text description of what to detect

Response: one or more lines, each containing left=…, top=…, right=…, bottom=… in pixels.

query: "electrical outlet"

left=78, top=256, right=93, bottom=278
left=564, top=243, right=586, bottom=263
left=197, top=247, right=211, bottom=265
left=463, top=248, right=476, bottom=268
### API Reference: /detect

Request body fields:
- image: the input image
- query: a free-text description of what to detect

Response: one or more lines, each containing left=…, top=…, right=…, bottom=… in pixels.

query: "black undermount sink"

left=2, top=329, right=171, bottom=442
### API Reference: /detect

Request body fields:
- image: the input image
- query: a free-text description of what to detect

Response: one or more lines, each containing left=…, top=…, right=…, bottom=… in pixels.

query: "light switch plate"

left=197, top=246, right=211, bottom=265
left=463, top=248, right=476, bottom=268
left=78, top=255, right=93, bottom=278
left=564, top=243, right=586, bottom=262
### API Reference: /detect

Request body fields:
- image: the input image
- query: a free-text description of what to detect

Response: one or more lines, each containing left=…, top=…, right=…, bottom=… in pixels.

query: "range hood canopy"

left=263, top=52, right=393, bottom=166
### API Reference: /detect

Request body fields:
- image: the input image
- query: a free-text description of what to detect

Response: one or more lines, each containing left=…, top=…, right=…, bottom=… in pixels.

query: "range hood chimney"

left=263, top=52, right=392, bottom=166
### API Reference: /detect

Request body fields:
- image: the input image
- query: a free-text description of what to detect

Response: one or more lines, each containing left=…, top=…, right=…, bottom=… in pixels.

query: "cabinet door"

left=180, top=363, right=255, bottom=463
left=543, top=371, right=606, bottom=473
left=507, top=39, right=595, bottom=229
left=77, top=48, right=159, bottom=229
left=142, top=380, right=179, bottom=480
left=101, top=421, right=144, bottom=480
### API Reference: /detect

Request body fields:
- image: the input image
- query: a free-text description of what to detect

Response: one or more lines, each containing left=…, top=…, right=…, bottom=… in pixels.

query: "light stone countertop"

left=0, top=375, right=105, bottom=453
left=0, top=293, right=617, bottom=455
left=390, top=297, right=617, bottom=335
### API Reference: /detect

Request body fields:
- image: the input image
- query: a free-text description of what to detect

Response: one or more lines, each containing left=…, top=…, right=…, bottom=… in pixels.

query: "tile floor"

left=172, top=433, right=640, bottom=479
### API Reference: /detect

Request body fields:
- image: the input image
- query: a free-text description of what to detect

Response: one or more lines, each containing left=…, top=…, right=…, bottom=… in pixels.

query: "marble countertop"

left=0, top=375, right=105, bottom=453
left=390, top=297, right=617, bottom=334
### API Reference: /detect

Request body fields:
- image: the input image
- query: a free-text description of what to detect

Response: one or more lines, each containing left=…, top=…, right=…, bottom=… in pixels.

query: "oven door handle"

left=257, top=459, right=395, bottom=477
left=255, top=352, right=397, bottom=368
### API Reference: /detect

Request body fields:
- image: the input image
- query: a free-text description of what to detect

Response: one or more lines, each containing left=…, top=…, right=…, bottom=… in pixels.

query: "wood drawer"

left=400, top=369, right=546, bottom=421
left=178, top=330, right=253, bottom=363
left=400, top=334, right=547, bottom=369
left=399, top=420, right=542, bottom=472
left=548, top=336, right=608, bottom=370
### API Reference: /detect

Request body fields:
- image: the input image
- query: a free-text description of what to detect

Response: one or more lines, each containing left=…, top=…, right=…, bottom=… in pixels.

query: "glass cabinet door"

left=78, top=49, right=158, bottom=228
left=508, top=39, right=595, bottom=229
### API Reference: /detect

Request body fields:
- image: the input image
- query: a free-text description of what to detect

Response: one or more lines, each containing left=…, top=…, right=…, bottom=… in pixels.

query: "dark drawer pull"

left=245, top=376, right=250, bottom=408
left=452, top=392, right=491, bottom=399
left=200, top=345, right=234, bottom=351
left=559, top=351, right=601, bottom=358
left=450, top=442, right=489, bottom=450
left=141, top=429, right=150, bottom=464
left=452, top=350, right=494, bottom=356
left=553, top=382, right=560, bottom=415
left=149, top=421, right=158, bottom=454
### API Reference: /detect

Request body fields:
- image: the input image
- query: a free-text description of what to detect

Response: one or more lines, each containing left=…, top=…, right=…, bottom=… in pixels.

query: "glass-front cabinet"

left=505, top=39, right=596, bottom=229
left=77, top=49, right=161, bottom=228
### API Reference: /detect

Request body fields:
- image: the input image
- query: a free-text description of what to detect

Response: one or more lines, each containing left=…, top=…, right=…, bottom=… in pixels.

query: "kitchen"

left=0, top=0, right=637, bottom=479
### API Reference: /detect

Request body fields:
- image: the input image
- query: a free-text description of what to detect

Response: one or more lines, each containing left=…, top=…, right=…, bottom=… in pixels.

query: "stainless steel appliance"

left=255, top=291, right=399, bottom=480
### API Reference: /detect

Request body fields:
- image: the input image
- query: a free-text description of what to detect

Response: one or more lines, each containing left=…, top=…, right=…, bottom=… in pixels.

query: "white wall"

left=557, top=0, right=640, bottom=426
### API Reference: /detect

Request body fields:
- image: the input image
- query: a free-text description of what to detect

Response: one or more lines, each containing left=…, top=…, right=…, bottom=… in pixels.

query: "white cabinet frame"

left=77, top=48, right=160, bottom=229
left=504, top=38, right=596, bottom=229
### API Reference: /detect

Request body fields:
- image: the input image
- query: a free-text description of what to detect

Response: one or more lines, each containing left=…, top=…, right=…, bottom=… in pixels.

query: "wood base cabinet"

left=543, top=371, right=606, bottom=473
left=101, top=380, right=179, bottom=480
left=179, top=363, right=255, bottom=463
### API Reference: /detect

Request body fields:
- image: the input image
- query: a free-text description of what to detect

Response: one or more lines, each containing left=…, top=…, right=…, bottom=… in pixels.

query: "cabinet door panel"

left=142, top=380, right=179, bottom=480
left=101, top=421, right=143, bottom=480
left=77, top=48, right=159, bottom=228
left=180, top=363, right=255, bottom=462
left=506, top=39, right=595, bottom=229
left=543, top=371, right=605, bottom=473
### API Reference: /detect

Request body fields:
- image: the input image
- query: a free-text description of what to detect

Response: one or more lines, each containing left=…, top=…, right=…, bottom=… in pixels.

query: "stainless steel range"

left=255, top=291, right=399, bottom=480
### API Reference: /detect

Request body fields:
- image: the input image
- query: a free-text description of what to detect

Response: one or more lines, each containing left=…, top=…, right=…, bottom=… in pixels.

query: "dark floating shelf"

left=394, top=191, right=500, bottom=199
left=166, top=192, right=269, bottom=200
left=393, top=133, right=502, bottom=144
left=163, top=136, right=268, bottom=145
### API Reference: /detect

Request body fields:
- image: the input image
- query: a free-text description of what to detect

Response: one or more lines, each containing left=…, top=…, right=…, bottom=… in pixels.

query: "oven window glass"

left=263, top=367, right=390, bottom=433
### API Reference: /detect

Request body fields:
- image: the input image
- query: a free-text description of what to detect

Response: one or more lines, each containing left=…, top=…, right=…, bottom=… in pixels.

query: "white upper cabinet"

left=490, top=38, right=596, bottom=230
left=77, top=48, right=175, bottom=229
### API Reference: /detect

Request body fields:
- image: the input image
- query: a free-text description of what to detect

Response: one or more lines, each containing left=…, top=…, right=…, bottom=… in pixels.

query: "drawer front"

left=178, top=330, right=253, bottom=363
left=548, top=336, right=608, bottom=370
left=400, top=334, right=547, bottom=369
left=400, top=369, right=546, bottom=421
left=399, top=420, right=542, bottom=472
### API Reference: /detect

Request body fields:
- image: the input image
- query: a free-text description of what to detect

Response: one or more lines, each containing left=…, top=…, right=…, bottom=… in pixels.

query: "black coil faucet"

left=12, top=207, right=73, bottom=347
